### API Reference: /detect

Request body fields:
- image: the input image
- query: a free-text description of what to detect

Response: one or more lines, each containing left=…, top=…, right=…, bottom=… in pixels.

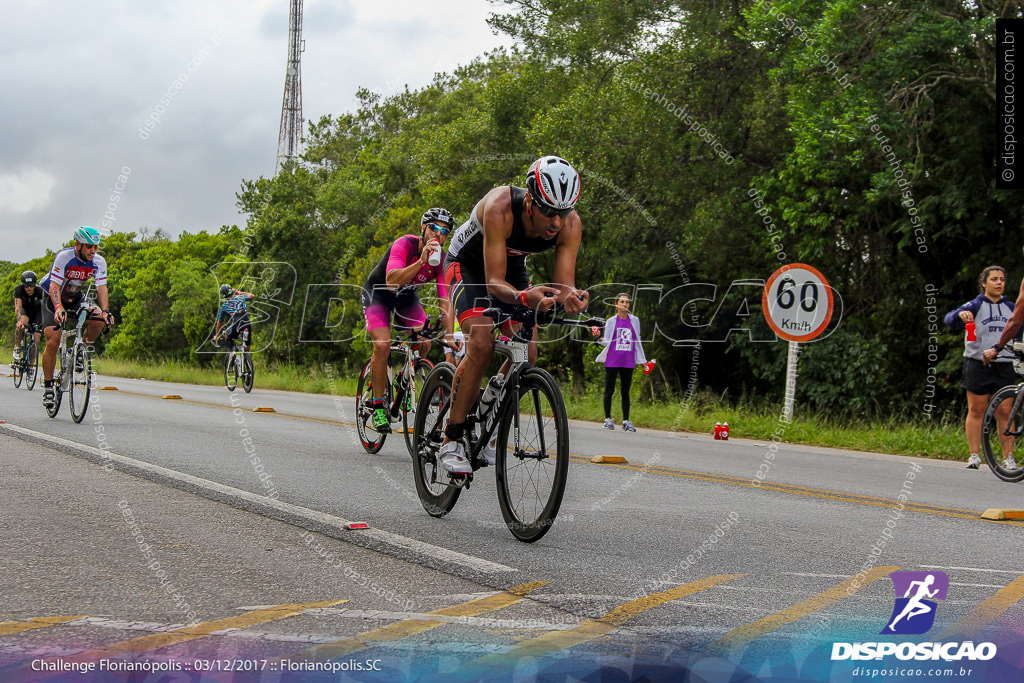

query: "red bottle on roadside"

left=721, top=422, right=730, bottom=440
left=714, top=422, right=722, bottom=439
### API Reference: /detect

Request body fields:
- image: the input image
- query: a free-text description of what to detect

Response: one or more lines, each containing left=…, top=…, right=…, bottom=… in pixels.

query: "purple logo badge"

left=881, top=571, right=949, bottom=635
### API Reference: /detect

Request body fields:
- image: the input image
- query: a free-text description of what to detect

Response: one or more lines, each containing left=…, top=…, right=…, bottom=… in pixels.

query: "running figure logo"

left=881, top=571, right=949, bottom=635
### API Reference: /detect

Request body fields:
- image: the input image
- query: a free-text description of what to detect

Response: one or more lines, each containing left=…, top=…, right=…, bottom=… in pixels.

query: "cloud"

left=0, top=168, right=57, bottom=213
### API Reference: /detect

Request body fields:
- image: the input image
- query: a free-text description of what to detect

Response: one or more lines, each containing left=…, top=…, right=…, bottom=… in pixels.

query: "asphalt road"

left=1, top=372, right=1023, bottom=681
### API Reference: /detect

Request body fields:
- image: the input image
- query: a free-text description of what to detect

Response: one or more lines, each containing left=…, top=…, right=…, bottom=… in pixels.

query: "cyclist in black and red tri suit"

left=13, top=270, right=43, bottom=363
left=438, top=156, right=589, bottom=474
left=39, top=226, right=113, bottom=409
left=362, top=208, right=461, bottom=433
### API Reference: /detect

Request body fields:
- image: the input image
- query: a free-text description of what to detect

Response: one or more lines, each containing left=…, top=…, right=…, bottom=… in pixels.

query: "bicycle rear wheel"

left=403, top=358, right=434, bottom=457
left=26, top=340, right=38, bottom=390
left=69, top=343, right=91, bottom=423
left=495, top=367, right=569, bottom=542
left=981, top=383, right=1024, bottom=483
left=412, top=362, right=461, bottom=516
left=224, top=350, right=238, bottom=391
left=242, top=352, right=254, bottom=393
left=356, top=358, right=389, bottom=453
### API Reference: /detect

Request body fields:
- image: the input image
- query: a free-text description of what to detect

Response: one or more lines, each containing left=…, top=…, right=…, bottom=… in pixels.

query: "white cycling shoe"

left=481, top=437, right=497, bottom=466
left=438, top=440, right=472, bottom=475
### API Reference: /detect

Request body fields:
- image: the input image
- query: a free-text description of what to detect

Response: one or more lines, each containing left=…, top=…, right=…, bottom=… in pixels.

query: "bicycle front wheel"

left=242, top=352, right=254, bottom=393
left=412, top=362, right=461, bottom=517
left=495, top=367, right=569, bottom=543
left=69, top=343, right=92, bottom=423
left=12, top=348, right=23, bottom=388
left=403, top=358, right=434, bottom=457
left=26, top=340, right=38, bottom=390
left=224, top=351, right=238, bottom=391
left=981, top=383, right=1024, bottom=483
left=356, top=358, right=388, bottom=454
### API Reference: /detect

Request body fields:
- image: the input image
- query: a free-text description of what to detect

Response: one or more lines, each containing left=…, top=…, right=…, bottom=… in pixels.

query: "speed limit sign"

left=762, top=264, right=834, bottom=342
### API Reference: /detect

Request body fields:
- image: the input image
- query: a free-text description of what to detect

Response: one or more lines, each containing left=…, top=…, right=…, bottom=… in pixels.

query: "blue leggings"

left=603, top=366, right=634, bottom=420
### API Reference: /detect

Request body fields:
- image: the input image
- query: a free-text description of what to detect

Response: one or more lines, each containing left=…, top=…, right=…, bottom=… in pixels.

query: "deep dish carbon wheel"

left=356, top=357, right=389, bottom=454
left=494, top=367, right=569, bottom=543
left=981, top=384, right=1024, bottom=483
left=402, top=358, right=434, bottom=457
left=412, top=362, right=461, bottom=517
left=224, top=351, right=239, bottom=391
left=69, top=343, right=91, bottom=424
left=25, top=340, right=38, bottom=390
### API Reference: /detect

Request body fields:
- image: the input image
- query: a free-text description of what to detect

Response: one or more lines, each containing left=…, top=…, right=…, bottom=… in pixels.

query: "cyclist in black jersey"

left=13, top=270, right=43, bottom=362
left=438, top=156, right=589, bottom=474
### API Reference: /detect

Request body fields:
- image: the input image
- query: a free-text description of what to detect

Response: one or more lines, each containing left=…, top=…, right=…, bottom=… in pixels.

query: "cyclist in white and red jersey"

left=39, top=226, right=112, bottom=409
left=438, top=156, right=589, bottom=474
left=362, top=208, right=461, bottom=433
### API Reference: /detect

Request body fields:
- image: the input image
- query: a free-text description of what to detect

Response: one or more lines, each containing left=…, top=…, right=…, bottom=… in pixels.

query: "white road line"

left=920, top=565, right=1024, bottom=574
left=0, top=423, right=515, bottom=576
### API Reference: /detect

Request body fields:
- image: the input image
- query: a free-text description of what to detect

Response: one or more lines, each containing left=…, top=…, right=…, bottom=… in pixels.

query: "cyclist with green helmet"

left=39, top=226, right=112, bottom=409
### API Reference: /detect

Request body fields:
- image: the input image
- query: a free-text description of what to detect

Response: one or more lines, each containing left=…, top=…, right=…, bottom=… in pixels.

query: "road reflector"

left=591, top=455, right=628, bottom=464
left=162, top=395, right=182, bottom=400
left=981, top=508, right=1024, bottom=521
left=345, top=522, right=369, bottom=530
left=100, top=386, right=119, bottom=391
left=253, top=407, right=276, bottom=413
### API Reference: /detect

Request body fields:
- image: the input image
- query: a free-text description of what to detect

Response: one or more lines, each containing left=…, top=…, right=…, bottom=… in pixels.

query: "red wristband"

left=518, top=289, right=529, bottom=305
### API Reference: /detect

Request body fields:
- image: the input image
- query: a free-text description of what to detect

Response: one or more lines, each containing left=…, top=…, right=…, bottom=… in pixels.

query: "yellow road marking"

left=64, top=600, right=345, bottom=661
left=709, top=566, right=900, bottom=652
left=568, top=455, right=1020, bottom=525
left=938, top=573, right=1024, bottom=639
left=291, top=581, right=549, bottom=661
left=0, top=616, right=85, bottom=636
left=458, top=575, right=744, bottom=676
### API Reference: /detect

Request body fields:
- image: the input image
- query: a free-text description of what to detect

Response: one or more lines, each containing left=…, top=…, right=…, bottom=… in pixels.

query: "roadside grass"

left=94, top=358, right=966, bottom=462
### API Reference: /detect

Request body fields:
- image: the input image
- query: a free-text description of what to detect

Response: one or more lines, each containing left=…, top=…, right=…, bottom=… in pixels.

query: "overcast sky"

left=0, top=0, right=513, bottom=265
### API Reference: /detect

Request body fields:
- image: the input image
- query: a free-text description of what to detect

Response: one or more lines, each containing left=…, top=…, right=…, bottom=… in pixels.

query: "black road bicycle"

left=980, top=342, right=1024, bottom=482
left=46, top=302, right=105, bottom=423
left=356, top=317, right=455, bottom=457
left=12, top=322, right=42, bottom=390
left=412, top=301, right=600, bottom=543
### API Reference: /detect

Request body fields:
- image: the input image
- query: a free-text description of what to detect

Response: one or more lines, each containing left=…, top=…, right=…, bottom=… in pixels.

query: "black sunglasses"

left=535, top=202, right=574, bottom=219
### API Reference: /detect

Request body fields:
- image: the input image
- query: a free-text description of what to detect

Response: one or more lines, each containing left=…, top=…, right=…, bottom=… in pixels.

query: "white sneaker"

left=622, top=420, right=636, bottom=432
left=966, top=453, right=982, bottom=469
left=603, top=418, right=614, bottom=430
left=12, top=348, right=21, bottom=361
left=1003, top=455, right=1019, bottom=470
left=438, top=440, right=472, bottom=474
left=481, top=437, right=497, bottom=466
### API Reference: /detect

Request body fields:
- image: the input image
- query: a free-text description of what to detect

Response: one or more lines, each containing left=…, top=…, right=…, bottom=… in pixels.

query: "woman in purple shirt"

left=595, top=292, right=648, bottom=432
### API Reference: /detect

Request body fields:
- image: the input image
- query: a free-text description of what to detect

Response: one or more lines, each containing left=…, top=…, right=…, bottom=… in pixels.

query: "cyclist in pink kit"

left=362, top=208, right=460, bottom=433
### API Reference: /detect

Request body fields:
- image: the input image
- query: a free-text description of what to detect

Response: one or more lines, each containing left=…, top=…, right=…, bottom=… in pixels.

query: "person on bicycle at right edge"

left=13, top=270, right=43, bottom=363
left=39, top=226, right=113, bottom=409
left=214, top=284, right=256, bottom=353
left=362, top=208, right=461, bottom=434
left=438, top=155, right=589, bottom=474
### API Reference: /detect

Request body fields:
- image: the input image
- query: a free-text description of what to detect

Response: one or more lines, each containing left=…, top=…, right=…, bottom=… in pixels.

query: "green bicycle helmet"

left=73, top=226, right=102, bottom=245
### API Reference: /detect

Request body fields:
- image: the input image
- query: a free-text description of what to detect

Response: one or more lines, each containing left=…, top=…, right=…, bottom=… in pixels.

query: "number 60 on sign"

left=762, top=264, right=834, bottom=342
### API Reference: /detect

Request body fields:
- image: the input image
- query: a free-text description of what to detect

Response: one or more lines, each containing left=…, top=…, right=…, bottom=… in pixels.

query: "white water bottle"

left=427, top=245, right=442, bottom=267
left=480, top=373, right=505, bottom=415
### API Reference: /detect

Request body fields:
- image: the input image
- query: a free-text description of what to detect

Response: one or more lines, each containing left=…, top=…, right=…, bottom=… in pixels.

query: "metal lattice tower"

left=276, top=0, right=304, bottom=172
